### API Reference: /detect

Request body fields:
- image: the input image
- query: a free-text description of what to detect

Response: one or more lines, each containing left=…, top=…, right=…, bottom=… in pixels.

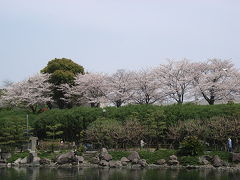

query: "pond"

left=0, top=167, right=240, bottom=180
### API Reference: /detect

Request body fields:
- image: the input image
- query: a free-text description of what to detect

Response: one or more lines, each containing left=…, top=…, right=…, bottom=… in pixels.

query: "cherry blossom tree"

left=105, top=69, right=135, bottom=107
left=131, top=69, right=164, bottom=104
left=1, top=73, right=52, bottom=112
left=62, top=73, right=107, bottom=107
left=192, top=59, right=240, bottom=105
left=154, top=59, right=194, bottom=104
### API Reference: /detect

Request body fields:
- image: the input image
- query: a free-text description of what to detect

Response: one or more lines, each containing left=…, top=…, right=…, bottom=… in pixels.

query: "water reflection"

left=0, top=167, right=240, bottom=180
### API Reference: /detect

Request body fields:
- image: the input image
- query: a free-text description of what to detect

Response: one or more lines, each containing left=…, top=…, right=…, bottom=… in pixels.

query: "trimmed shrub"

left=178, top=136, right=204, bottom=156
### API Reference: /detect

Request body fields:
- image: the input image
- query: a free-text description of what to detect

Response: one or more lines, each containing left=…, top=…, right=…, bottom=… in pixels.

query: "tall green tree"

left=41, top=58, right=84, bottom=108
left=0, top=118, right=29, bottom=152
left=46, top=123, right=63, bottom=152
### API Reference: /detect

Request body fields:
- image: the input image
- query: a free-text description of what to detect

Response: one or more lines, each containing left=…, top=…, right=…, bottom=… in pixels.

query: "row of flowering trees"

left=1, top=58, right=240, bottom=112
left=61, top=58, right=240, bottom=107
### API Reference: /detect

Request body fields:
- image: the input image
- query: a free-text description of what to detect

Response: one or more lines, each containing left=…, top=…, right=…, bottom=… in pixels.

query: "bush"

left=75, top=144, right=85, bottom=156
left=139, top=149, right=176, bottom=164
left=179, top=156, right=200, bottom=166
left=7, top=152, right=29, bottom=163
left=178, top=136, right=204, bottom=156
left=206, top=151, right=232, bottom=162
left=109, top=151, right=131, bottom=160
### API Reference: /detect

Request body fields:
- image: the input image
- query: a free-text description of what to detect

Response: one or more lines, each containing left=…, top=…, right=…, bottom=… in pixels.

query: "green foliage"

left=41, top=58, right=84, bottom=85
left=206, top=151, right=232, bottom=162
left=46, top=123, right=63, bottom=140
left=2, top=104, right=240, bottom=151
left=38, top=150, right=68, bottom=161
left=34, top=106, right=103, bottom=142
left=178, top=136, right=204, bottom=156
left=41, top=58, right=84, bottom=108
left=7, top=152, right=29, bottom=163
left=108, top=151, right=131, bottom=160
left=75, top=144, right=85, bottom=156
left=179, top=156, right=200, bottom=166
left=139, top=149, right=176, bottom=164
left=41, top=58, right=84, bottom=77
left=0, top=116, right=30, bottom=151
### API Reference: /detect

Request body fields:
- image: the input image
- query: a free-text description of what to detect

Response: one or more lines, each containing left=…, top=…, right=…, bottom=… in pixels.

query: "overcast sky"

left=0, top=0, right=240, bottom=85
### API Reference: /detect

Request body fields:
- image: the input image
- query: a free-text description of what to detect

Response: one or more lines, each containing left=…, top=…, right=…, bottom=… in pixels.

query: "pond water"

left=0, top=167, right=240, bottom=180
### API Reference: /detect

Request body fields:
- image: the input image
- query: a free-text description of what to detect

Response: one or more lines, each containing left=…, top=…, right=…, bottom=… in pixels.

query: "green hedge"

left=1, top=103, right=240, bottom=146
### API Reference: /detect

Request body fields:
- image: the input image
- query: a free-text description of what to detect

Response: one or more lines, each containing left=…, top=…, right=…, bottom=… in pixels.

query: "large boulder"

left=168, top=159, right=179, bottom=166
left=232, top=153, right=240, bottom=163
left=169, top=155, right=178, bottom=161
left=199, top=156, right=210, bottom=165
left=91, top=156, right=100, bottom=164
left=121, top=157, right=130, bottom=163
left=138, top=159, right=148, bottom=167
left=20, top=157, right=28, bottom=164
left=76, top=156, right=84, bottom=163
left=101, top=153, right=112, bottom=161
left=27, top=152, right=38, bottom=163
left=99, top=160, right=109, bottom=166
left=127, top=151, right=140, bottom=162
left=121, top=157, right=129, bottom=166
left=109, top=160, right=122, bottom=168
left=132, top=158, right=139, bottom=164
left=14, top=158, right=22, bottom=165
left=39, top=158, right=51, bottom=165
left=212, top=155, right=223, bottom=167
left=168, top=155, right=179, bottom=166
left=101, top=148, right=108, bottom=154
left=56, top=152, right=77, bottom=165
left=32, top=157, right=40, bottom=166
left=99, top=148, right=112, bottom=161
left=157, top=159, right=166, bottom=165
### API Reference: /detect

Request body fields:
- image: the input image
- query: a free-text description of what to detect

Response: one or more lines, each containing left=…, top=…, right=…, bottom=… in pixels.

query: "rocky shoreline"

left=1, top=148, right=240, bottom=172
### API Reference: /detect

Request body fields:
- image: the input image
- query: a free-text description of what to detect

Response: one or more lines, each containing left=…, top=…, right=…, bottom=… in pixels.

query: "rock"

left=232, top=153, right=240, bottom=163
left=2, top=153, right=11, bottom=160
left=99, top=148, right=112, bottom=161
left=0, top=159, right=6, bottom=163
left=27, top=152, right=38, bottom=163
left=39, top=158, right=51, bottom=165
left=169, top=155, right=178, bottom=161
left=121, top=161, right=128, bottom=166
left=91, top=156, right=100, bottom=164
left=212, top=155, right=223, bottom=167
left=138, top=159, right=148, bottom=167
left=99, top=160, right=109, bottom=166
left=101, top=148, right=108, bottom=154
left=168, top=159, right=179, bottom=166
left=76, top=156, right=84, bottom=163
left=127, top=151, right=140, bottom=162
left=7, top=163, right=11, bottom=167
left=199, top=156, right=210, bottom=165
left=20, top=157, right=28, bottom=164
left=222, top=161, right=229, bottom=167
left=203, top=155, right=212, bottom=162
left=202, top=159, right=210, bottom=165
left=132, top=158, right=139, bottom=164
left=121, top=157, right=130, bottom=163
left=101, top=153, right=112, bottom=161
left=32, top=157, right=40, bottom=166
left=56, top=152, right=77, bottom=165
left=157, top=159, right=166, bottom=165
left=14, top=158, right=22, bottom=165
left=109, top=160, right=122, bottom=168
